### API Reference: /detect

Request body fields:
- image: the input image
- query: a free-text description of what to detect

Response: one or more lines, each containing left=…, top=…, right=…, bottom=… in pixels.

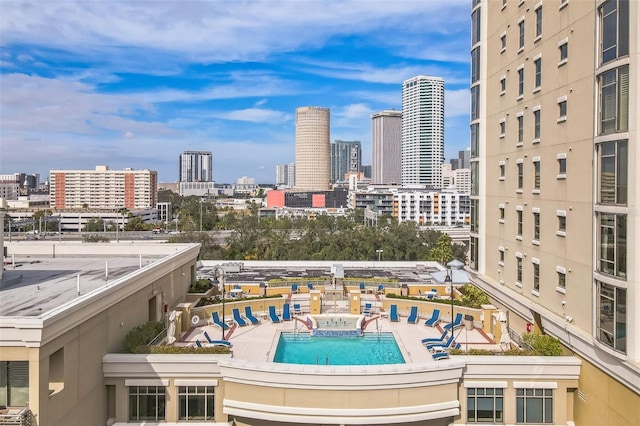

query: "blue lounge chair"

left=359, top=282, right=366, bottom=292
left=268, top=305, right=281, bottom=323
left=244, top=306, right=260, bottom=325
left=232, top=308, right=248, bottom=327
left=203, top=331, right=233, bottom=348
left=376, top=284, right=384, bottom=294
left=307, top=282, right=314, bottom=291
left=425, top=334, right=456, bottom=351
left=432, top=351, right=450, bottom=361
left=211, top=312, right=229, bottom=330
left=293, top=303, right=302, bottom=316
left=421, top=330, right=449, bottom=344
left=443, top=313, right=464, bottom=331
left=195, top=339, right=203, bottom=348
left=282, top=303, right=291, bottom=321
left=291, top=283, right=298, bottom=294
left=389, top=304, right=399, bottom=322
left=424, top=309, right=441, bottom=327
left=407, top=306, right=419, bottom=324
left=362, top=303, right=373, bottom=316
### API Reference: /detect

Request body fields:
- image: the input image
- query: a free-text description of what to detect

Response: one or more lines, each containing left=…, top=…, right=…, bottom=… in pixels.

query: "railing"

left=508, top=328, right=534, bottom=351
left=148, top=327, right=167, bottom=347
left=0, top=407, right=34, bottom=426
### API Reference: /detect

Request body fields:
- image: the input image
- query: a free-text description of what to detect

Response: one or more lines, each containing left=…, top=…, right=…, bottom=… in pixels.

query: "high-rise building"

left=330, top=140, right=361, bottom=183
left=276, top=163, right=296, bottom=188
left=401, top=76, right=445, bottom=187
left=49, top=165, right=157, bottom=209
left=470, top=0, right=639, bottom=422
left=295, top=107, right=330, bottom=191
left=371, top=110, right=402, bottom=184
left=179, top=151, right=213, bottom=183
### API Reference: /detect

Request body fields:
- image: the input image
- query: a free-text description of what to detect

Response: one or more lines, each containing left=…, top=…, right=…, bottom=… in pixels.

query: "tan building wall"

left=472, top=0, right=640, bottom=423
left=295, top=107, right=330, bottom=191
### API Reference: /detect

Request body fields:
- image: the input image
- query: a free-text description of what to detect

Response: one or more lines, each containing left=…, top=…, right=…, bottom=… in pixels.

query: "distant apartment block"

left=49, top=165, right=157, bottom=210
left=442, top=164, right=471, bottom=193
left=401, top=76, right=445, bottom=187
left=179, top=151, right=213, bottom=182
left=295, top=106, right=330, bottom=191
left=371, top=110, right=402, bottom=184
left=266, top=188, right=348, bottom=209
left=395, top=189, right=469, bottom=226
left=330, top=140, right=361, bottom=183
left=276, top=163, right=295, bottom=188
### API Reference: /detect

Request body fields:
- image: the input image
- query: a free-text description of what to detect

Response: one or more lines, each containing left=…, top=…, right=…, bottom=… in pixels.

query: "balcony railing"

left=0, top=406, right=34, bottom=426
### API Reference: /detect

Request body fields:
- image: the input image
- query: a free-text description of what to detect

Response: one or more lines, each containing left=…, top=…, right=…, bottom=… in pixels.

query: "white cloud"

left=445, top=89, right=470, bottom=118
left=210, top=108, right=292, bottom=124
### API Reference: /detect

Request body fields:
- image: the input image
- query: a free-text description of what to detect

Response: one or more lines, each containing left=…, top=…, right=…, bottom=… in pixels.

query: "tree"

left=427, top=233, right=454, bottom=264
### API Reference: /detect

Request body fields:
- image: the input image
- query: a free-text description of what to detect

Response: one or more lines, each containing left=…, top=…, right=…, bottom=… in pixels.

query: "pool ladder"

left=316, top=354, right=329, bottom=365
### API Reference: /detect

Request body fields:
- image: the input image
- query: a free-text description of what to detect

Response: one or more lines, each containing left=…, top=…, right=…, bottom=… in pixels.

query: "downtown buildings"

left=469, top=0, right=639, bottom=423
left=295, top=106, right=331, bottom=191
left=371, top=110, right=403, bottom=185
left=178, top=151, right=216, bottom=197
left=401, top=75, right=445, bottom=188
left=330, top=140, right=362, bottom=183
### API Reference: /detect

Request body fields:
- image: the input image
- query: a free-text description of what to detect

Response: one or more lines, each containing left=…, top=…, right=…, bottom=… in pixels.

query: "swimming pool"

left=272, top=332, right=405, bottom=365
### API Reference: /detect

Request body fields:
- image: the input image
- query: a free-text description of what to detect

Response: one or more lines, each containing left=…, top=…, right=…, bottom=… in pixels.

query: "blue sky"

left=0, top=0, right=471, bottom=184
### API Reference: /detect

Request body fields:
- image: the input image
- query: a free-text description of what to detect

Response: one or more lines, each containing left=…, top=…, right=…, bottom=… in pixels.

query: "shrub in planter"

left=123, top=321, right=165, bottom=353
left=523, top=332, right=563, bottom=356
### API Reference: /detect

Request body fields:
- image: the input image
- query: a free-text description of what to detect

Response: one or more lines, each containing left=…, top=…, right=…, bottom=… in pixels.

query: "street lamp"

left=376, top=249, right=383, bottom=262
left=445, top=258, right=464, bottom=323
left=214, top=266, right=226, bottom=340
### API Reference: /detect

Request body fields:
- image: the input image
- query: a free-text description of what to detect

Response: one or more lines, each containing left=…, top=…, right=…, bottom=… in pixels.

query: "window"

left=500, top=163, right=506, bottom=179
left=559, top=41, right=568, bottom=63
left=535, top=6, right=543, bottom=38
left=558, top=99, right=567, bottom=121
left=517, top=162, right=524, bottom=189
left=557, top=212, right=566, bottom=236
left=501, top=33, right=507, bottom=51
left=599, top=0, right=629, bottom=64
left=596, top=281, right=626, bottom=353
left=471, top=85, right=480, bottom=121
left=499, top=249, right=505, bottom=264
left=471, top=199, right=479, bottom=233
left=178, top=386, right=215, bottom=420
left=599, top=65, right=629, bottom=135
left=516, top=388, right=553, bottom=423
left=533, top=160, right=540, bottom=190
left=471, top=162, right=479, bottom=196
left=557, top=155, right=567, bottom=176
left=471, top=47, right=480, bottom=83
left=500, top=120, right=506, bottom=137
left=129, top=386, right=166, bottom=421
left=518, top=68, right=525, bottom=96
left=517, top=115, right=524, bottom=144
left=470, top=236, right=479, bottom=271
left=0, top=361, right=29, bottom=407
left=472, top=9, right=481, bottom=46
left=598, top=140, right=627, bottom=204
left=467, top=388, right=504, bottom=423
left=557, top=271, right=566, bottom=290
left=533, top=109, right=541, bottom=140
left=517, top=210, right=523, bottom=236
left=518, top=20, right=525, bottom=49
left=534, top=58, right=542, bottom=89
left=471, top=123, right=479, bottom=158
left=533, top=212, right=540, bottom=241
left=598, top=213, right=626, bottom=278
left=499, top=206, right=505, bottom=221
left=533, top=263, right=540, bottom=292
left=516, top=256, right=523, bottom=283
left=500, top=76, right=506, bottom=94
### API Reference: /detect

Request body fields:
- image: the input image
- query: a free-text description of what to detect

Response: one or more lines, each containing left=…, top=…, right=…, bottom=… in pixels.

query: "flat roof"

left=1, top=255, right=163, bottom=317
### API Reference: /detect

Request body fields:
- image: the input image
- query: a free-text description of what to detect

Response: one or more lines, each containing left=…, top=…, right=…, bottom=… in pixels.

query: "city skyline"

left=0, top=1, right=471, bottom=183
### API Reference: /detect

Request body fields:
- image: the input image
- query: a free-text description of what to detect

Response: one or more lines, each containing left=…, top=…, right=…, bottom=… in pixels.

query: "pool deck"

left=180, top=308, right=500, bottom=364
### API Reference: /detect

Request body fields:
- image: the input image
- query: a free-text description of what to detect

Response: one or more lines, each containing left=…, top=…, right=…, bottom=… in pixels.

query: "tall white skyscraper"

left=276, top=163, right=295, bottom=188
left=295, top=106, right=330, bottom=191
left=371, top=110, right=402, bottom=184
left=179, top=151, right=213, bottom=182
left=401, top=75, right=445, bottom=187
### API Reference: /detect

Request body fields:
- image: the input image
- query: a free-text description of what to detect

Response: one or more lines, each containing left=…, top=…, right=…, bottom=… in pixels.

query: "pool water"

left=273, top=332, right=405, bottom=365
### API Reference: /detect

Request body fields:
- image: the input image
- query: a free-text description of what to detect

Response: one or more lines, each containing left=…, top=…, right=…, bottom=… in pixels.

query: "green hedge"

left=149, top=346, right=230, bottom=354
left=189, top=279, right=214, bottom=293
left=123, top=321, right=165, bottom=353
left=195, top=293, right=284, bottom=307
left=386, top=293, right=463, bottom=306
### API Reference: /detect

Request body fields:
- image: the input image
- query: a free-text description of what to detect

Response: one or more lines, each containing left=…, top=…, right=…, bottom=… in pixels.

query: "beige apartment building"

left=49, top=165, right=158, bottom=210
left=469, top=0, right=639, bottom=424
